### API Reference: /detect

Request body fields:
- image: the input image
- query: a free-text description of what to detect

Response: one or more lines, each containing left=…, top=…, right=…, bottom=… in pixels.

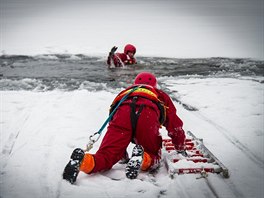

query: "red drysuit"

left=107, top=53, right=137, bottom=67
left=90, top=85, right=186, bottom=173
left=107, top=44, right=137, bottom=67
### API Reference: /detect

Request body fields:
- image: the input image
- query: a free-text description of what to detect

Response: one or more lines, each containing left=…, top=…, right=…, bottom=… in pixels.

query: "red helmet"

left=134, top=72, right=157, bottom=88
left=124, top=44, right=136, bottom=55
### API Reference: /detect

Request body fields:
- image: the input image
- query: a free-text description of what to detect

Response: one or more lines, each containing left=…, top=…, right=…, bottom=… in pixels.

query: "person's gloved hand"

left=175, top=143, right=185, bottom=150
left=177, top=150, right=188, bottom=157
left=109, top=46, right=118, bottom=57
left=175, top=143, right=188, bottom=157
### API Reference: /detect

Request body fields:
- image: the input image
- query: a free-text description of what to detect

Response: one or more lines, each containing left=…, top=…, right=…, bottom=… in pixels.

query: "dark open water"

left=0, top=54, right=263, bottom=91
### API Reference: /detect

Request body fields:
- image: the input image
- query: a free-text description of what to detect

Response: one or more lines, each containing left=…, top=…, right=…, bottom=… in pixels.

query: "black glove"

left=109, top=46, right=118, bottom=57
left=177, top=150, right=188, bottom=157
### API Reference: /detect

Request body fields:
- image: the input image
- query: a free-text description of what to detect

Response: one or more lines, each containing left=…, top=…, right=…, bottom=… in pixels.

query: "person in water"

left=107, top=44, right=137, bottom=68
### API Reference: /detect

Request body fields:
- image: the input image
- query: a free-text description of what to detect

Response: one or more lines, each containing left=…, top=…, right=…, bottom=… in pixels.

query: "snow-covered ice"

left=1, top=76, right=263, bottom=198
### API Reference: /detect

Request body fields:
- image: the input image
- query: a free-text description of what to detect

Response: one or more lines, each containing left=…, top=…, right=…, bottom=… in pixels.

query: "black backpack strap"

left=156, top=101, right=166, bottom=125
left=130, top=97, right=145, bottom=143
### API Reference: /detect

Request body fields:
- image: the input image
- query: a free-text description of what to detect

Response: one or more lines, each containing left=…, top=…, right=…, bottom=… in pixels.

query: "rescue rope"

left=84, top=86, right=140, bottom=151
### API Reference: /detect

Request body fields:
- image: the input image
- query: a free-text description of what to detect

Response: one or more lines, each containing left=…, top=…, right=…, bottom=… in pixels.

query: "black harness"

left=109, top=87, right=166, bottom=142
left=129, top=96, right=145, bottom=143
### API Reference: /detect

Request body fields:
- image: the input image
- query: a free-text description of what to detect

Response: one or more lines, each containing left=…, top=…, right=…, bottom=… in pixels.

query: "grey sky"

left=1, top=0, right=263, bottom=59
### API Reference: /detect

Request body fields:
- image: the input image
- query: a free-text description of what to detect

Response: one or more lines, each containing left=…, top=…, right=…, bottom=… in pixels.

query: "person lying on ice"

left=107, top=44, right=137, bottom=68
left=63, top=72, right=186, bottom=183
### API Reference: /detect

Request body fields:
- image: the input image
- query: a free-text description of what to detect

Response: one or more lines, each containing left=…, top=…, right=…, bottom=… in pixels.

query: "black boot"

left=125, top=145, right=144, bottom=179
left=63, top=148, right=85, bottom=184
